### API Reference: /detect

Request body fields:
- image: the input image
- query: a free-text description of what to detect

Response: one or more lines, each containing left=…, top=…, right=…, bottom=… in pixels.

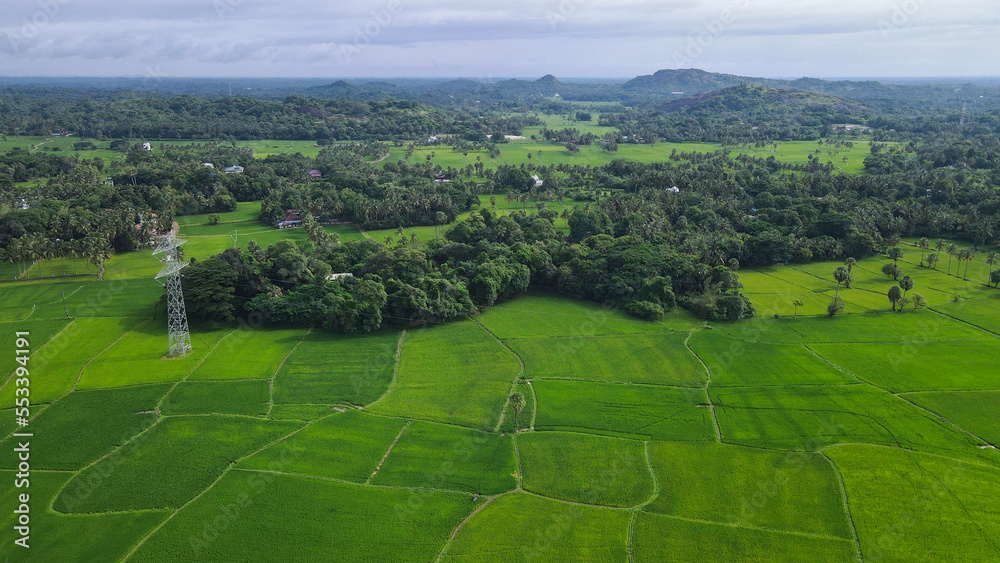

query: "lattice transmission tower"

left=153, top=233, right=193, bottom=357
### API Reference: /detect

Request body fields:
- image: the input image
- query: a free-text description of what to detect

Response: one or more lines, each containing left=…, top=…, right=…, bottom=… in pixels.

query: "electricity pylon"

left=153, top=233, right=192, bottom=357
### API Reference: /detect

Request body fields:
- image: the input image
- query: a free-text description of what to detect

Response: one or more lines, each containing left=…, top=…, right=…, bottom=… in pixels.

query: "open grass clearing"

left=811, top=340, right=1000, bottom=392
left=646, top=441, right=850, bottom=538
left=519, top=432, right=654, bottom=508
left=689, top=331, right=855, bottom=387
left=188, top=326, right=307, bottom=381
left=632, top=511, right=856, bottom=563
left=477, top=291, right=697, bottom=339
left=711, top=310, right=991, bottom=344
left=711, top=384, right=991, bottom=462
left=239, top=409, right=406, bottom=483
left=368, top=320, right=518, bottom=430
left=0, top=317, right=143, bottom=405
left=442, top=491, right=631, bottom=562
left=77, top=322, right=233, bottom=389
left=828, top=444, right=1000, bottom=562
left=900, top=390, right=1000, bottom=445
left=130, top=470, right=475, bottom=562
left=0, top=384, right=169, bottom=471
left=56, top=416, right=301, bottom=512
left=532, top=379, right=715, bottom=442
left=509, top=332, right=705, bottom=386
left=372, top=421, right=517, bottom=495
left=0, top=471, right=168, bottom=563
left=161, top=380, right=270, bottom=416
left=273, top=329, right=400, bottom=407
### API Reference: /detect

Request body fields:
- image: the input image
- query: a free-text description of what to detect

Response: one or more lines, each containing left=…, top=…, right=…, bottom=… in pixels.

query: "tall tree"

left=917, top=237, right=930, bottom=266
left=792, top=299, right=804, bottom=318
left=899, top=276, right=915, bottom=298
left=833, top=266, right=850, bottom=299
left=888, top=285, right=902, bottom=311
left=987, top=252, right=999, bottom=285
left=888, top=247, right=903, bottom=266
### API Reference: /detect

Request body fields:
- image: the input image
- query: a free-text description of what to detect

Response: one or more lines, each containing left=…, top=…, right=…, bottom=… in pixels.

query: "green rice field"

left=2, top=236, right=999, bottom=562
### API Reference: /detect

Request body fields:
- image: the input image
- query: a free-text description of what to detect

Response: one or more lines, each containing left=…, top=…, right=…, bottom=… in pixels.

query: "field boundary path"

left=821, top=452, right=865, bottom=563
left=685, top=331, right=721, bottom=442
left=267, top=328, right=311, bottom=416
left=121, top=414, right=327, bottom=561
left=366, top=420, right=412, bottom=484
left=365, top=329, right=406, bottom=408
left=469, top=318, right=524, bottom=433
left=433, top=493, right=503, bottom=563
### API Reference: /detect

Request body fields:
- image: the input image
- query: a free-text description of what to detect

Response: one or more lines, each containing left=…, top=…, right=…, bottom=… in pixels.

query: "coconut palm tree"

left=384, top=236, right=393, bottom=247
left=917, top=237, right=930, bottom=266
left=964, top=249, right=976, bottom=280
left=946, top=243, right=957, bottom=275
left=987, top=251, right=999, bottom=285
left=792, top=299, right=804, bottom=318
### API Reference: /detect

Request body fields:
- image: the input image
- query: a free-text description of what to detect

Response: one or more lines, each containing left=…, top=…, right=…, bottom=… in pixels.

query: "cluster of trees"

left=0, top=92, right=547, bottom=142
left=184, top=205, right=756, bottom=333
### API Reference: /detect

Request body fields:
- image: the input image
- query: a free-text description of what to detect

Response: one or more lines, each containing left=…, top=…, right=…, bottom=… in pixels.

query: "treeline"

left=183, top=208, right=753, bottom=333
left=0, top=92, right=542, bottom=142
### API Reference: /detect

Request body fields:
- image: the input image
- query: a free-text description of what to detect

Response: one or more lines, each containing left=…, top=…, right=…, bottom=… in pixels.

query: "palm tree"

left=833, top=267, right=850, bottom=299
left=964, top=249, right=976, bottom=280
left=384, top=236, right=393, bottom=247
left=946, top=243, right=957, bottom=275
left=410, top=232, right=419, bottom=246
left=843, top=258, right=857, bottom=288
left=926, top=252, right=939, bottom=270
left=888, top=247, right=903, bottom=267
left=792, top=299, right=804, bottom=318
left=917, top=237, right=930, bottom=266
left=899, top=276, right=915, bottom=298
left=509, top=392, right=526, bottom=431
left=955, top=250, right=967, bottom=280
left=888, top=285, right=902, bottom=311
left=935, top=239, right=945, bottom=254
left=987, top=252, right=999, bottom=285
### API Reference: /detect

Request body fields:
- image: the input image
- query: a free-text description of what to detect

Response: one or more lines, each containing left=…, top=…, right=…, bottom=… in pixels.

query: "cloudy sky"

left=1, top=0, right=997, bottom=79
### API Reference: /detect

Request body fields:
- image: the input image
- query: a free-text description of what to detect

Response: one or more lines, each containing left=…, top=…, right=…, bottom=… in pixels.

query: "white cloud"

left=0, top=0, right=996, bottom=77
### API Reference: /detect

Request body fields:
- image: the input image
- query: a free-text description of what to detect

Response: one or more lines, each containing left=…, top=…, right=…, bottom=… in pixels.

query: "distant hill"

left=536, top=74, right=562, bottom=87
left=624, top=68, right=783, bottom=94
left=661, top=84, right=869, bottom=114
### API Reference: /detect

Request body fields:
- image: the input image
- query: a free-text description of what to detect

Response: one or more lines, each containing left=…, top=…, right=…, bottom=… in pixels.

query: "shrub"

left=625, top=300, right=664, bottom=321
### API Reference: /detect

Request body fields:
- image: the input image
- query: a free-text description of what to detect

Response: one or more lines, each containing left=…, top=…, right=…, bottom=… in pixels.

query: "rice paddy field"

left=2, top=239, right=1000, bottom=562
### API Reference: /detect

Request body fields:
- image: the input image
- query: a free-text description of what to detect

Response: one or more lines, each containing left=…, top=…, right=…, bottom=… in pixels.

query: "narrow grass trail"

left=685, top=330, right=721, bottom=442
